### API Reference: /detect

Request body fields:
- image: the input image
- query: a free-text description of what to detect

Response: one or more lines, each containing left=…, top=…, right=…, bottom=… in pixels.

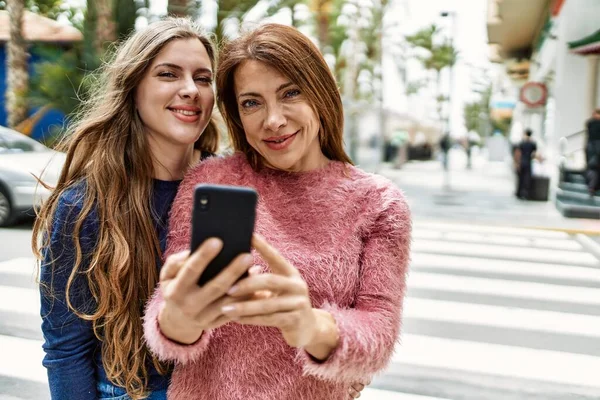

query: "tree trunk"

left=95, top=0, right=116, bottom=53
left=168, top=0, right=189, bottom=17
left=6, top=0, right=29, bottom=128
left=311, top=0, right=330, bottom=49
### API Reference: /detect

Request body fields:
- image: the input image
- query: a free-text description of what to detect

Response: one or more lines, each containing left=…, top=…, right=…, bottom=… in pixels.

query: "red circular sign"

left=520, top=82, right=547, bottom=108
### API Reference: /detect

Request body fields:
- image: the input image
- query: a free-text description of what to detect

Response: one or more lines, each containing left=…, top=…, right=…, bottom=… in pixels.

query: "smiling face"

left=135, top=38, right=214, bottom=150
left=233, top=60, right=328, bottom=172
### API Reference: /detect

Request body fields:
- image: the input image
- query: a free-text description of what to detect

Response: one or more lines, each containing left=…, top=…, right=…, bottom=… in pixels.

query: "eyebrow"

left=153, top=63, right=212, bottom=75
left=238, top=82, right=295, bottom=99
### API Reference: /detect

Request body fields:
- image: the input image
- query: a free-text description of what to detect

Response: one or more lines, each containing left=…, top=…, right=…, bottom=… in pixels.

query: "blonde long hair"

left=216, top=23, right=352, bottom=169
left=32, top=18, right=217, bottom=399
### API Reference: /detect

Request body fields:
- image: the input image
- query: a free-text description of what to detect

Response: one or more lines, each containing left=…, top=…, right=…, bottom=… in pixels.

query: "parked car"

left=0, top=126, right=65, bottom=226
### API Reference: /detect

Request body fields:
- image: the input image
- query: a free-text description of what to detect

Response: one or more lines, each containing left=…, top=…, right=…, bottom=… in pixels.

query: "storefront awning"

left=569, top=30, right=600, bottom=55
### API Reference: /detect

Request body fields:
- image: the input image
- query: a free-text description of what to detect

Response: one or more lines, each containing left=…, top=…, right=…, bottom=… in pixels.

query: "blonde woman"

left=33, top=18, right=218, bottom=399
left=144, top=24, right=411, bottom=400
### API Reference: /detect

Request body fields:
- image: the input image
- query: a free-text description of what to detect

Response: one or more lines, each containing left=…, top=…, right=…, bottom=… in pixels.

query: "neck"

left=147, top=136, right=197, bottom=181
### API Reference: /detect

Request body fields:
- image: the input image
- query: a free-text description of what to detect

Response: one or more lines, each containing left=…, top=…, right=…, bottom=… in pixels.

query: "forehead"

left=152, top=38, right=212, bottom=70
left=233, top=60, right=289, bottom=94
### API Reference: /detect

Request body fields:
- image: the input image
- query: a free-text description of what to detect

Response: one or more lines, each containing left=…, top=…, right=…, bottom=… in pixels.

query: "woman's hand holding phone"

left=222, top=234, right=339, bottom=360
left=157, top=238, right=254, bottom=344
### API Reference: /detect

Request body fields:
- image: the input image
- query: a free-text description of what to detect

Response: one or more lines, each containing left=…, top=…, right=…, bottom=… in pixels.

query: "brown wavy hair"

left=216, top=23, right=352, bottom=169
left=32, top=18, right=217, bottom=399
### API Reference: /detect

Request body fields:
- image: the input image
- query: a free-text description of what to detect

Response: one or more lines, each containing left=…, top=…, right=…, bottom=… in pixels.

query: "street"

left=1, top=152, right=600, bottom=399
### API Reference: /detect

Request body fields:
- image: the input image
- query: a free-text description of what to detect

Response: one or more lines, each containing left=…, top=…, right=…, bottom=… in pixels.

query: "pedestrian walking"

left=144, top=23, right=412, bottom=400
left=32, top=18, right=368, bottom=400
left=439, top=132, right=451, bottom=170
left=585, top=109, right=600, bottom=195
left=514, top=129, right=537, bottom=200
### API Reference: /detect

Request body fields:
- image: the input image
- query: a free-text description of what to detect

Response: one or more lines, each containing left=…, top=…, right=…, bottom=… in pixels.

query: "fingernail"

left=208, top=238, right=222, bottom=250
left=227, top=285, right=238, bottom=295
left=242, top=254, right=253, bottom=264
left=221, top=305, right=235, bottom=313
left=249, top=265, right=262, bottom=274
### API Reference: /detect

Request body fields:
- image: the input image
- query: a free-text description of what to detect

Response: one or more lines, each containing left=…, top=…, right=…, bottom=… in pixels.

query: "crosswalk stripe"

left=394, top=334, right=600, bottom=389
left=411, top=253, right=600, bottom=284
left=0, top=335, right=46, bottom=384
left=415, top=221, right=572, bottom=239
left=412, top=229, right=583, bottom=251
left=413, top=239, right=599, bottom=266
left=0, top=286, right=39, bottom=315
left=361, top=389, right=451, bottom=400
left=0, top=257, right=37, bottom=278
left=404, top=297, right=600, bottom=338
left=408, top=271, right=600, bottom=306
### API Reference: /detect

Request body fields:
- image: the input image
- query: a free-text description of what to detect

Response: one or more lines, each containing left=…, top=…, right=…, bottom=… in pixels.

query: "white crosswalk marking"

left=394, top=334, right=600, bottom=388
left=0, top=335, right=46, bottom=384
left=403, top=297, right=600, bottom=337
left=389, top=223, right=600, bottom=399
left=408, top=271, right=600, bottom=305
left=1, top=222, right=600, bottom=399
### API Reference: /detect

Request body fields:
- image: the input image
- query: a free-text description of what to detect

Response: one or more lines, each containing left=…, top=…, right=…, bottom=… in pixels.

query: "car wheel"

left=0, top=186, right=16, bottom=227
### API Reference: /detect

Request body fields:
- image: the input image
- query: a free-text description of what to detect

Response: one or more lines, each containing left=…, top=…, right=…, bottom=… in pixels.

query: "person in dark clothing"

left=439, top=132, right=452, bottom=170
left=585, top=109, right=600, bottom=195
left=515, top=129, right=537, bottom=199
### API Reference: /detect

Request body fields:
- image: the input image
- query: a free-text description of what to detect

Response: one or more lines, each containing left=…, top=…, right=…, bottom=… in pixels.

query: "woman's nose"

left=179, top=76, right=199, bottom=99
left=264, top=104, right=287, bottom=131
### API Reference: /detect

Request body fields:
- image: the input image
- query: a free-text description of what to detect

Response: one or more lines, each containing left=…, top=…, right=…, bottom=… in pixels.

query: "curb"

left=416, top=217, right=600, bottom=236
left=522, top=225, right=600, bottom=236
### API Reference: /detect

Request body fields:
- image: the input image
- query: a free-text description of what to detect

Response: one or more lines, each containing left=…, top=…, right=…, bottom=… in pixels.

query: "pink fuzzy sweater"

left=144, top=153, right=411, bottom=400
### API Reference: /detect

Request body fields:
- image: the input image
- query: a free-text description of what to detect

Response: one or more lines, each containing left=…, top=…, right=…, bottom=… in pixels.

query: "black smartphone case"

left=191, top=184, right=257, bottom=286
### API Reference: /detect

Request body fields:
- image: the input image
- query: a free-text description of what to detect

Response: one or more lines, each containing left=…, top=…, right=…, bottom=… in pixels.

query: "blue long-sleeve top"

left=39, top=179, right=181, bottom=399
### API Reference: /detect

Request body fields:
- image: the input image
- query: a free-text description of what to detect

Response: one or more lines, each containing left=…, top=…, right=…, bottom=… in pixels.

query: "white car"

left=0, top=126, right=65, bottom=226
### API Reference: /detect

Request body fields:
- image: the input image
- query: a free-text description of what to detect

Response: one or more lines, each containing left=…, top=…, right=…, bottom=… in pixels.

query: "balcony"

left=487, top=0, right=550, bottom=61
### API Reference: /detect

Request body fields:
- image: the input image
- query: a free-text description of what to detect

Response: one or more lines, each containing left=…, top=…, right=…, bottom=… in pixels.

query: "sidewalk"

left=372, top=148, right=600, bottom=235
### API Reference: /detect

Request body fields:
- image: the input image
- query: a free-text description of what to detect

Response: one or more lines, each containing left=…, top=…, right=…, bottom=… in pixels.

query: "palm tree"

left=6, top=0, right=29, bottom=128
left=405, top=24, right=458, bottom=121
left=168, top=0, right=189, bottom=17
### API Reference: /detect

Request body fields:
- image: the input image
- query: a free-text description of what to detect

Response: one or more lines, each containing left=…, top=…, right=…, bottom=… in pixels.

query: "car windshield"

left=0, top=128, right=48, bottom=153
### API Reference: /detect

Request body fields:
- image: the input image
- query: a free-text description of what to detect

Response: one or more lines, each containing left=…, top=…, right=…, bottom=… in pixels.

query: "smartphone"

left=190, top=184, right=258, bottom=286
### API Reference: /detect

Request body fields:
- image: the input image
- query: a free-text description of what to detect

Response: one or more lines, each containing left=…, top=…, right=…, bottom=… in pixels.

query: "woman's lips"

left=263, top=131, right=298, bottom=151
left=169, top=108, right=201, bottom=123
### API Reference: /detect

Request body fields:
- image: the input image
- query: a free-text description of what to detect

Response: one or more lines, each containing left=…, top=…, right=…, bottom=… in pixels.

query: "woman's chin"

left=263, top=154, right=296, bottom=171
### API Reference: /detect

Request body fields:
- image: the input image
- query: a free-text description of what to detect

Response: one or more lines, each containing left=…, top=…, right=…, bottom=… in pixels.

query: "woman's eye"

left=158, top=71, right=176, bottom=78
left=284, top=89, right=300, bottom=98
left=241, top=99, right=259, bottom=108
left=195, top=76, right=212, bottom=84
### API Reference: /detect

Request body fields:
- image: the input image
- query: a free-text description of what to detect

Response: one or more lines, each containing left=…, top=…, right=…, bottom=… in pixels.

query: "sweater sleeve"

left=144, top=162, right=219, bottom=363
left=39, top=188, right=99, bottom=399
left=296, top=185, right=411, bottom=382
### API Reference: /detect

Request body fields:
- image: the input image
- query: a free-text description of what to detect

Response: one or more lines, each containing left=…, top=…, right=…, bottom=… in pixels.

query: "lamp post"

left=440, top=10, right=456, bottom=188
left=440, top=10, right=457, bottom=136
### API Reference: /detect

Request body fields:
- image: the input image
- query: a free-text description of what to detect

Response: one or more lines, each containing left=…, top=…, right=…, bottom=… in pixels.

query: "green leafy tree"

left=464, top=83, right=492, bottom=135
left=168, top=0, right=190, bottom=17
left=25, top=0, right=143, bottom=142
left=214, top=0, right=262, bottom=43
left=405, top=24, right=458, bottom=121
left=266, top=0, right=305, bottom=27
